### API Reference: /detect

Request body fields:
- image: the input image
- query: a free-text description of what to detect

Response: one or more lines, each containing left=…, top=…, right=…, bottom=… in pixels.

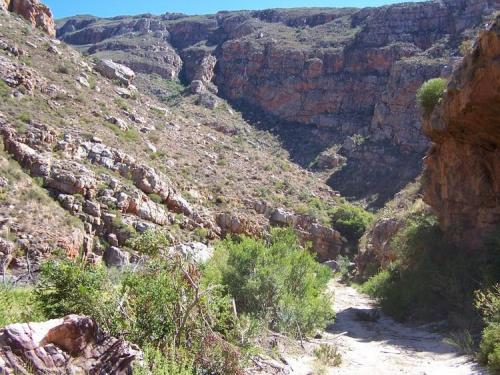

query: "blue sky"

left=45, top=0, right=421, bottom=19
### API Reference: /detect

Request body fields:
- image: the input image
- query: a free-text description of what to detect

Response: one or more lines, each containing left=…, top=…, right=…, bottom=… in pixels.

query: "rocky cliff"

left=56, top=1, right=499, bottom=206
left=2, top=0, right=55, bottom=36
left=423, top=14, right=500, bottom=248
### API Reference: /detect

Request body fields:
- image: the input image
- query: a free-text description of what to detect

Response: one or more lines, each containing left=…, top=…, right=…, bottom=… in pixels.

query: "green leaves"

left=417, top=78, right=447, bottom=116
left=330, top=203, right=373, bottom=243
left=127, top=229, right=170, bottom=257
left=205, top=228, right=334, bottom=337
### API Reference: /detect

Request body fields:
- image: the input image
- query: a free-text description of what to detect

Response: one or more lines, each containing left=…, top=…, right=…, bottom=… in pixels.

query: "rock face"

left=6, top=0, right=56, bottom=37
left=56, top=1, right=499, bottom=206
left=422, top=15, right=500, bottom=248
left=0, top=315, right=142, bottom=374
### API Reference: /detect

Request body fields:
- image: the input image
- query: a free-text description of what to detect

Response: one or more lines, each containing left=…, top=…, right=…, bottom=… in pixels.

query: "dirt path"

left=282, top=281, right=485, bottom=374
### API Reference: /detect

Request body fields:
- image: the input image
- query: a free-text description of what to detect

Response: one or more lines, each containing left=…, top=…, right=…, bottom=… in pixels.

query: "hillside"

left=56, top=0, right=498, bottom=206
left=0, top=0, right=499, bottom=374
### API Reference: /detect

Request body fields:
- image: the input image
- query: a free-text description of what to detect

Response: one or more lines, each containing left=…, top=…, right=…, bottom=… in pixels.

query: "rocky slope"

left=0, top=5, right=349, bottom=281
left=56, top=0, right=499, bottom=206
left=423, top=14, right=500, bottom=249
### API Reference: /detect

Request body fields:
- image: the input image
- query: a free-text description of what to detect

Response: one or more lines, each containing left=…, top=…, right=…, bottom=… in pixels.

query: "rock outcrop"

left=95, top=59, right=136, bottom=86
left=56, top=1, right=499, bottom=205
left=0, top=315, right=142, bottom=374
left=422, top=15, right=500, bottom=248
left=0, top=117, right=218, bottom=271
left=5, top=0, right=56, bottom=37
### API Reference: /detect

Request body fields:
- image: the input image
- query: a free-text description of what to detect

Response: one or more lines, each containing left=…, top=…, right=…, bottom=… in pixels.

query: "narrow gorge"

left=0, top=0, right=499, bottom=374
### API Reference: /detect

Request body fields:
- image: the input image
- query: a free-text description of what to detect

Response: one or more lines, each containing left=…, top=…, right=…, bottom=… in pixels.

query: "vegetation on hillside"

left=0, top=229, right=334, bottom=373
left=330, top=203, right=374, bottom=244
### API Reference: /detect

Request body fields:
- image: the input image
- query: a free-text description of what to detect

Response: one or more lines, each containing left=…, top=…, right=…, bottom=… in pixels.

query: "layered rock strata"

left=422, top=15, right=500, bottom=248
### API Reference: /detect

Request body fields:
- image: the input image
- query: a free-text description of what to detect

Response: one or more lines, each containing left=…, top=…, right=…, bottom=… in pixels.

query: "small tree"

left=204, top=228, right=334, bottom=336
left=417, top=78, right=447, bottom=116
left=127, top=229, right=170, bottom=257
left=330, top=203, right=373, bottom=243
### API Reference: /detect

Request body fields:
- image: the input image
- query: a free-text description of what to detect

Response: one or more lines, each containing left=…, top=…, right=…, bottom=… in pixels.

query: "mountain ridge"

left=56, top=0, right=499, bottom=206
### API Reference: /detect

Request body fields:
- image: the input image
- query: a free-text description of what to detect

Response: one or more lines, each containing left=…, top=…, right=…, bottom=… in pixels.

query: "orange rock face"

left=423, top=15, right=500, bottom=248
left=6, top=0, right=56, bottom=37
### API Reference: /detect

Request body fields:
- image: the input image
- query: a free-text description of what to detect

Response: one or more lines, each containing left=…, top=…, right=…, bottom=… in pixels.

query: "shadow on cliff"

left=228, top=100, right=341, bottom=168
left=330, top=143, right=424, bottom=208
left=218, top=100, right=424, bottom=209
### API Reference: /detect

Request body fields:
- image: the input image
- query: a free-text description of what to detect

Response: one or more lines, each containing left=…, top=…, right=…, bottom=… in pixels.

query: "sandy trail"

left=283, top=281, right=485, bottom=374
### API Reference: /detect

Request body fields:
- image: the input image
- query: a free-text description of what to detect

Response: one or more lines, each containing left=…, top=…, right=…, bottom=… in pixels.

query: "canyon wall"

left=56, top=1, right=499, bottom=205
left=423, top=14, right=500, bottom=248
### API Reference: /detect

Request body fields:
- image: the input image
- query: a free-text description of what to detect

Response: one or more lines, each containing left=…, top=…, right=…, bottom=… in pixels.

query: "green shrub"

left=476, top=284, right=500, bottom=372
left=204, top=228, right=334, bottom=336
left=35, top=259, right=241, bottom=374
left=335, top=254, right=352, bottom=279
left=56, top=64, right=71, bottom=75
left=330, top=203, right=373, bottom=243
left=479, top=323, right=500, bottom=372
left=0, top=79, right=11, bottom=98
left=443, top=330, right=474, bottom=355
left=361, top=212, right=474, bottom=321
left=0, top=287, right=45, bottom=327
left=134, top=346, right=195, bottom=375
left=112, top=212, right=137, bottom=240
left=127, top=229, right=170, bottom=257
left=35, top=260, right=123, bottom=335
left=417, top=78, right=447, bottom=116
left=148, top=193, right=163, bottom=204
left=313, top=343, right=342, bottom=367
left=476, top=284, right=500, bottom=324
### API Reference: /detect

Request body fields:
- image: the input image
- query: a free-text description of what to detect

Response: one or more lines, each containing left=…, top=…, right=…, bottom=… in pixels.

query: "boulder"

left=270, top=208, right=294, bottom=226
left=115, top=86, right=132, bottom=98
left=169, top=242, right=213, bottom=263
left=95, top=59, right=135, bottom=86
left=103, top=246, right=129, bottom=267
left=105, top=115, right=128, bottom=131
left=76, top=76, right=90, bottom=88
left=196, top=92, right=220, bottom=109
left=0, top=315, right=142, bottom=374
left=190, top=79, right=206, bottom=94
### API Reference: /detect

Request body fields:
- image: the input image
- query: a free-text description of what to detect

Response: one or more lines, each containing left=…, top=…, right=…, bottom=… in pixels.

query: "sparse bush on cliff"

left=417, top=78, right=447, bottom=116
left=204, top=228, right=334, bottom=337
